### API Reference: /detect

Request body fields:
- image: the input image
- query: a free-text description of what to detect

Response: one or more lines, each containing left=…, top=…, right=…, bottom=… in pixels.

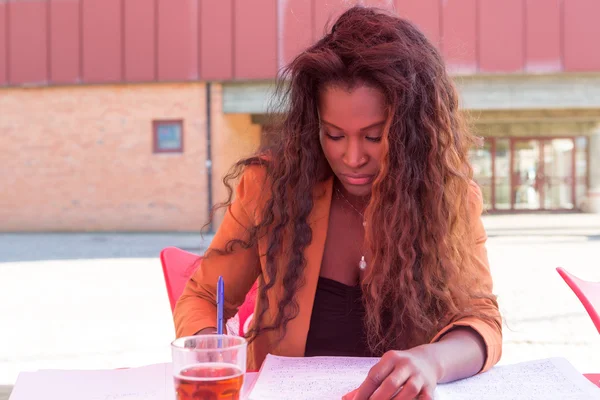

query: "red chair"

left=556, top=267, right=600, bottom=387
left=160, top=246, right=257, bottom=336
left=556, top=267, right=600, bottom=334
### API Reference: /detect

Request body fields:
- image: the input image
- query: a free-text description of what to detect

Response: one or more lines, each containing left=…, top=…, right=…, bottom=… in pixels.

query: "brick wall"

left=1, top=83, right=211, bottom=232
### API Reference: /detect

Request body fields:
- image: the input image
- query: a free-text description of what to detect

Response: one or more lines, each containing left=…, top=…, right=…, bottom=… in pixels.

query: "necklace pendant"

left=359, top=255, right=367, bottom=270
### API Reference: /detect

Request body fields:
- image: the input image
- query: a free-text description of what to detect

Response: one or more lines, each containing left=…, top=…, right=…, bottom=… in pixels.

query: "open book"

left=248, top=355, right=600, bottom=400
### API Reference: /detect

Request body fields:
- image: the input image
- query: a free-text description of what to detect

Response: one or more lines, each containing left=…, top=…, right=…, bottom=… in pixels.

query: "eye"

left=325, top=132, right=344, bottom=141
left=366, top=136, right=382, bottom=143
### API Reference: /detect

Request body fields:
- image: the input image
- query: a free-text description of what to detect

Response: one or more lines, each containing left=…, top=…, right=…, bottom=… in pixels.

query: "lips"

left=341, top=174, right=375, bottom=186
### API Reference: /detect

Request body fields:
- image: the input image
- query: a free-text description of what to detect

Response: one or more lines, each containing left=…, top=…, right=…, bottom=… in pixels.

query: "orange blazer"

left=174, top=166, right=502, bottom=372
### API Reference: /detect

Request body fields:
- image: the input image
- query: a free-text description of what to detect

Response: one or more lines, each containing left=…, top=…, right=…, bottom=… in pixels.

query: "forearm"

left=174, top=296, right=218, bottom=338
left=415, top=327, right=487, bottom=384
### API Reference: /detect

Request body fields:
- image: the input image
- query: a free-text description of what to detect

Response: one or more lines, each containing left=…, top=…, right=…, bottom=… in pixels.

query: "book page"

left=436, top=358, right=600, bottom=400
left=248, top=355, right=380, bottom=400
left=249, top=355, right=600, bottom=400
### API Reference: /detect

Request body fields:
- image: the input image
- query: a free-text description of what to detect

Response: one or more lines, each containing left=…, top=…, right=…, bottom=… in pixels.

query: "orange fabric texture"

left=173, top=166, right=502, bottom=372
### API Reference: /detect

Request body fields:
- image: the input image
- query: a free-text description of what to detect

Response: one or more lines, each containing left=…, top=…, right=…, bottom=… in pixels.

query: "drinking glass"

left=171, top=335, right=247, bottom=400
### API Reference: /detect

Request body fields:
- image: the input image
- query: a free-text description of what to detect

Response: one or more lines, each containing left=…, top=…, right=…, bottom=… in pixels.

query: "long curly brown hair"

left=210, top=5, right=497, bottom=355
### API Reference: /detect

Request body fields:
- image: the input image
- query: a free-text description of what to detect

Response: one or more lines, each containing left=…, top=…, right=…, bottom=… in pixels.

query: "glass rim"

left=171, top=334, right=248, bottom=352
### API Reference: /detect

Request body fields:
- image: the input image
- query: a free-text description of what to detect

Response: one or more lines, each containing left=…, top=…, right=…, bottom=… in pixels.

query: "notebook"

left=248, top=355, right=600, bottom=400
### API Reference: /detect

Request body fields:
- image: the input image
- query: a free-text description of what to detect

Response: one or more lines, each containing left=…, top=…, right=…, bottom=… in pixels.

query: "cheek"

left=320, top=138, right=341, bottom=164
left=371, top=145, right=385, bottom=164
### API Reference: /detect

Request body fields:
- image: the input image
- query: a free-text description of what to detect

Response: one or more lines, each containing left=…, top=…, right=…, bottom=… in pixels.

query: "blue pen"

left=217, top=276, right=224, bottom=336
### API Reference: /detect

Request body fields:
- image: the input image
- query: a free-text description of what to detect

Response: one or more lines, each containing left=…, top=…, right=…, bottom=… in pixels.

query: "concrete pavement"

left=1, top=214, right=600, bottom=398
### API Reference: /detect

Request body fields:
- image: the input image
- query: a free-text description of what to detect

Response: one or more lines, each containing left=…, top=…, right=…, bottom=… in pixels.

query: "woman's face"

left=318, top=84, right=387, bottom=197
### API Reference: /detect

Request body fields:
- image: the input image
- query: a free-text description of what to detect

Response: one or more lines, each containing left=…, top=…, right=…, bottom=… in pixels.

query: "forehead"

left=318, top=84, right=387, bottom=129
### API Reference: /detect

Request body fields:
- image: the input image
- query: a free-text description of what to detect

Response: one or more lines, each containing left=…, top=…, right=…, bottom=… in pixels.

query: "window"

left=153, top=120, right=183, bottom=153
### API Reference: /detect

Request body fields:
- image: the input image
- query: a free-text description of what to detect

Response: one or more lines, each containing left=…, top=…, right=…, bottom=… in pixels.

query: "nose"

left=343, top=138, right=368, bottom=169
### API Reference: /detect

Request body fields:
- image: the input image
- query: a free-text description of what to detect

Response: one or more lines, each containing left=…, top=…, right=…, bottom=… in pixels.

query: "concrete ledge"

left=223, top=81, right=277, bottom=114
left=457, top=74, right=600, bottom=110
left=223, top=74, right=600, bottom=114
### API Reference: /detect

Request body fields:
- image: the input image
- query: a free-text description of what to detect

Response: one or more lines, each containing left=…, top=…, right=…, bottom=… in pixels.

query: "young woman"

left=174, top=6, right=502, bottom=399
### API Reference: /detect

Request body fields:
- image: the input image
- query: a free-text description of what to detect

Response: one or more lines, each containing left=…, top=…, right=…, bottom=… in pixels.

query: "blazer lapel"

left=279, top=176, right=333, bottom=356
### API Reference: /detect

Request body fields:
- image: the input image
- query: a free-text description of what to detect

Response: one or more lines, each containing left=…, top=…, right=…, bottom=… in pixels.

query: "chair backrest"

left=160, top=246, right=201, bottom=312
left=159, top=246, right=258, bottom=336
left=556, top=267, right=600, bottom=334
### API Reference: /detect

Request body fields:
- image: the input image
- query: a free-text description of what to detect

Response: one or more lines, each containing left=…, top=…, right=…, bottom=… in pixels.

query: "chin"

left=342, top=184, right=373, bottom=197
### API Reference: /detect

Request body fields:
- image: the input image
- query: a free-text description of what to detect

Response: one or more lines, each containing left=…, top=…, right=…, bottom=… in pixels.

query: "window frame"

left=153, top=119, right=184, bottom=153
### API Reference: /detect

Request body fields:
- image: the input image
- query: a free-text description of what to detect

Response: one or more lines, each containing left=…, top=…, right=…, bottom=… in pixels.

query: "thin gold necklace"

left=335, top=187, right=367, bottom=227
left=335, top=187, right=368, bottom=270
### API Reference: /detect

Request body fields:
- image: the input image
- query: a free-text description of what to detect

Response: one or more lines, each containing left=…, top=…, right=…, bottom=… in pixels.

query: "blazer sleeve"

left=429, top=182, right=503, bottom=373
left=173, top=166, right=264, bottom=338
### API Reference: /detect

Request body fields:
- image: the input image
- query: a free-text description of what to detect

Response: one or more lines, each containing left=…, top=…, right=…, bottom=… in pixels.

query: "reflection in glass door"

left=470, top=140, right=492, bottom=210
left=512, top=140, right=541, bottom=210
left=575, top=137, right=589, bottom=207
left=541, top=139, right=574, bottom=209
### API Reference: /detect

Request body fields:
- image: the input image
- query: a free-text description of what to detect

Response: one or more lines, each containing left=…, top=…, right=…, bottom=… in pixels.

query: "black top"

left=304, top=276, right=372, bottom=357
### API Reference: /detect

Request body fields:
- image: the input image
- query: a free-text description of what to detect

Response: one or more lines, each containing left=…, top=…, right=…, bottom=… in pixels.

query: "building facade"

left=2, top=0, right=600, bottom=232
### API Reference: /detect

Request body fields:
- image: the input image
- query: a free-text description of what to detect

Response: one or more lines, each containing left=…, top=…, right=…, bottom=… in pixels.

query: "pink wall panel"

left=157, top=0, right=199, bottom=81
left=525, top=0, right=561, bottom=72
left=479, top=0, right=524, bottom=72
left=564, top=0, right=600, bottom=71
left=442, top=0, right=477, bottom=74
left=395, top=0, right=441, bottom=47
left=50, top=0, right=80, bottom=84
left=280, top=0, right=313, bottom=68
left=313, top=0, right=346, bottom=40
left=0, top=2, right=7, bottom=85
left=8, top=1, right=49, bottom=85
left=124, top=0, right=156, bottom=82
left=7, top=0, right=600, bottom=86
left=234, top=0, right=277, bottom=80
left=82, top=0, right=122, bottom=83
left=200, top=0, right=233, bottom=80
left=360, top=0, right=395, bottom=9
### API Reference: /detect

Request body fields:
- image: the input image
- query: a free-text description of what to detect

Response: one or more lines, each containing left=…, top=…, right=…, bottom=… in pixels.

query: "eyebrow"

left=321, top=120, right=386, bottom=132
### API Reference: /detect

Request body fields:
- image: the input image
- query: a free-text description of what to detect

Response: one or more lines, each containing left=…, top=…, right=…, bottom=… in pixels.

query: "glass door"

left=541, top=139, right=575, bottom=210
left=469, top=137, right=586, bottom=211
left=512, top=139, right=542, bottom=210
left=494, top=139, right=511, bottom=210
left=575, top=137, right=589, bottom=209
left=470, top=139, right=493, bottom=210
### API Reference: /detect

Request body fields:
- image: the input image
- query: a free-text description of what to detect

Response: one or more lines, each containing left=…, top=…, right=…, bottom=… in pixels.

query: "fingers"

left=370, top=366, right=412, bottom=400
left=346, top=350, right=436, bottom=400
left=392, top=386, right=435, bottom=400
left=417, top=387, right=435, bottom=400
left=341, top=388, right=358, bottom=400
left=351, top=354, right=396, bottom=400
left=390, top=377, right=422, bottom=400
